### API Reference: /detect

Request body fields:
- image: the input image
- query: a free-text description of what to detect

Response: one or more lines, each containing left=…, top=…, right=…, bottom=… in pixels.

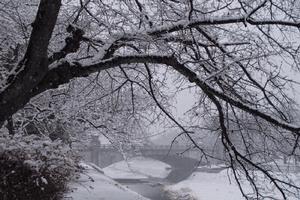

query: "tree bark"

left=0, top=0, right=61, bottom=124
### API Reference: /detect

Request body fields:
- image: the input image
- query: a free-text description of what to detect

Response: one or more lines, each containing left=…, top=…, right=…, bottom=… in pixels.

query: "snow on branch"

left=39, top=54, right=300, bottom=135
left=144, top=16, right=300, bottom=36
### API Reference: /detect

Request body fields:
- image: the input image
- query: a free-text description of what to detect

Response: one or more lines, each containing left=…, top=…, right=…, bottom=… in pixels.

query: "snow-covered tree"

left=1, top=0, right=300, bottom=199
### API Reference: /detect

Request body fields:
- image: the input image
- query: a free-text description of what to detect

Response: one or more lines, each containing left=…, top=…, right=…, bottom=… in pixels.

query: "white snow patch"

left=165, top=169, right=300, bottom=200
left=165, top=169, right=248, bottom=200
left=40, top=177, right=48, bottom=185
left=103, top=156, right=172, bottom=179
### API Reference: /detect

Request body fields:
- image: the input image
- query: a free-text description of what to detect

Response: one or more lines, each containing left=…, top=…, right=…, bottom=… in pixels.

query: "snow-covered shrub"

left=0, top=134, right=81, bottom=200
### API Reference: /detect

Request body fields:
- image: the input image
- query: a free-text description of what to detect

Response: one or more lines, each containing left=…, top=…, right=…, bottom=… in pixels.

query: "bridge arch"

left=83, top=144, right=203, bottom=181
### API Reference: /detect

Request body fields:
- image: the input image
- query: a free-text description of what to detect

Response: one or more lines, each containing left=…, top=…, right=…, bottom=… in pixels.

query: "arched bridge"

left=83, top=144, right=204, bottom=182
left=85, top=144, right=201, bottom=166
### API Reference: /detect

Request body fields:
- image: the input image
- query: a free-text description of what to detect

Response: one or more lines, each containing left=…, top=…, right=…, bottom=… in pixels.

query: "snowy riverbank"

left=64, top=163, right=150, bottom=200
left=165, top=168, right=246, bottom=200
left=164, top=165, right=300, bottom=200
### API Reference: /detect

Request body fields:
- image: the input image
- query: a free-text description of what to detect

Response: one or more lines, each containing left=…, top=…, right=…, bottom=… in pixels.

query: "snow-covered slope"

left=64, top=163, right=150, bottom=200
left=165, top=169, right=245, bottom=200
left=165, top=167, right=300, bottom=200
left=103, top=156, right=172, bottom=179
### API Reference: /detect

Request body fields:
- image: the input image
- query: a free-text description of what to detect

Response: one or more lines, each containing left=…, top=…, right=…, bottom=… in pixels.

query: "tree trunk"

left=0, top=0, right=61, bottom=124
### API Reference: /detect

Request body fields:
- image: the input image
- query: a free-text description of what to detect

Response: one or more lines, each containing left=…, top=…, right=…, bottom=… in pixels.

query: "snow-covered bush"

left=0, top=134, right=81, bottom=200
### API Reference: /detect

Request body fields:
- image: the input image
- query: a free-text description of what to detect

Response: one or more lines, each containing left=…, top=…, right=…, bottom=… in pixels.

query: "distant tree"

left=1, top=0, right=300, bottom=199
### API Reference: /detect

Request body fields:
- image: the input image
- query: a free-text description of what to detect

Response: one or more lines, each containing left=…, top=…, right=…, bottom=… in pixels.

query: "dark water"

left=117, top=179, right=167, bottom=200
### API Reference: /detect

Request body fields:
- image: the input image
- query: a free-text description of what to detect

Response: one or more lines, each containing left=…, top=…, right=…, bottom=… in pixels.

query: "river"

left=115, top=163, right=198, bottom=200
left=117, top=179, right=168, bottom=200
left=116, top=164, right=225, bottom=200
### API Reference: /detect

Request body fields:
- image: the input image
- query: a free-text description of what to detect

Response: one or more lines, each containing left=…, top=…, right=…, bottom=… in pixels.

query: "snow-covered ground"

left=165, top=169, right=245, bottom=200
left=103, top=156, right=172, bottom=179
left=64, top=163, right=150, bottom=200
left=165, top=166, right=300, bottom=200
left=65, top=160, right=300, bottom=200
